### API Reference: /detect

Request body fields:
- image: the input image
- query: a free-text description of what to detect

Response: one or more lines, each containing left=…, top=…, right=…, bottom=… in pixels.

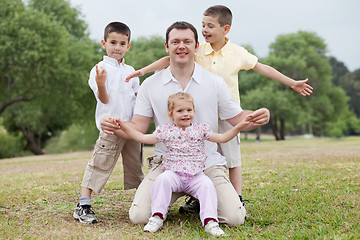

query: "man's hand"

left=246, top=108, right=270, bottom=126
left=291, top=78, right=313, bottom=96
left=100, top=116, right=120, bottom=135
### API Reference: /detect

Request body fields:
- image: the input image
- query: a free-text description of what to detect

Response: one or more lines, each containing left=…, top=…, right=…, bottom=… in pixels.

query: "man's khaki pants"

left=129, top=156, right=246, bottom=226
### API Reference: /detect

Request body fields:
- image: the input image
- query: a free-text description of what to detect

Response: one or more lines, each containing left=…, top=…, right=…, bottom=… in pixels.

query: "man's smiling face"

left=165, top=28, right=198, bottom=66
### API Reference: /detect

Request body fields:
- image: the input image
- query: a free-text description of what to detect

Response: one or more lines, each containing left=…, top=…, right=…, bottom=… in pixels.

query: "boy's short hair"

left=165, top=21, right=198, bottom=45
left=204, top=5, right=232, bottom=27
left=167, top=92, right=194, bottom=114
left=104, top=22, right=131, bottom=42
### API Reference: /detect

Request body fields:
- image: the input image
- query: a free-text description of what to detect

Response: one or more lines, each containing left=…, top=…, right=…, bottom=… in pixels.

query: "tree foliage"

left=329, top=56, right=360, bottom=126
left=28, top=0, right=89, bottom=39
left=329, top=56, right=349, bottom=86
left=0, top=0, right=100, bottom=154
left=239, top=31, right=359, bottom=139
left=338, top=69, right=360, bottom=118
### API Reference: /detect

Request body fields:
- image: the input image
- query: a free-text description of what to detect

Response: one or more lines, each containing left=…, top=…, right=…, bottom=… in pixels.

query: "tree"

left=0, top=0, right=99, bottom=154
left=328, top=56, right=349, bottom=86
left=28, top=0, right=88, bottom=39
left=240, top=31, right=356, bottom=139
left=339, top=69, right=360, bottom=118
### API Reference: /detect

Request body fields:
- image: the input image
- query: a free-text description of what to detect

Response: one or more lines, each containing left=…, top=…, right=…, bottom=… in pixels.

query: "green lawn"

left=1, top=136, right=359, bottom=239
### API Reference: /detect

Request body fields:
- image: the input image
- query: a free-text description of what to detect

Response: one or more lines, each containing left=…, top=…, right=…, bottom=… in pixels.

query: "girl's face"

left=169, top=99, right=194, bottom=130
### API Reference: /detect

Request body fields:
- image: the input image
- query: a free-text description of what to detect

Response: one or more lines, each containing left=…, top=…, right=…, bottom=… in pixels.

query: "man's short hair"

left=104, top=22, right=131, bottom=42
left=203, top=5, right=232, bottom=27
left=165, top=21, right=198, bottom=45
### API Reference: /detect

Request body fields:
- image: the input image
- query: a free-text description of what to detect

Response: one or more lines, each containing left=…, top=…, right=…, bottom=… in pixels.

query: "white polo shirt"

left=89, top=56, right=140, bottom=131
left=134, top=62, right=242, bottom=169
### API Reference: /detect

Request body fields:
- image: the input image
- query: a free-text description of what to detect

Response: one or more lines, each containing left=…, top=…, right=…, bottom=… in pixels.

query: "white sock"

left=79, top=196, right=91, bottom=206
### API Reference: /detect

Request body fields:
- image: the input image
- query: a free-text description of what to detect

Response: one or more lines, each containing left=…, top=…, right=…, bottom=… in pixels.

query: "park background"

left=0, top=0, right=359, bottom=239
left=1, top=0, right=359, bottom=157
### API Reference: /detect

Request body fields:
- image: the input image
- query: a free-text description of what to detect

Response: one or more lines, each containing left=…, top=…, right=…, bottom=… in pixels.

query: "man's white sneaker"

left=204, top=220, right=225, bottom=236
left=144, top=215, right=164, bottom=232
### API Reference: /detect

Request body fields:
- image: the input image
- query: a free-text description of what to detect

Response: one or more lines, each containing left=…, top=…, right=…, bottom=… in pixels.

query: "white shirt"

left=134, top=62, right=242, bottom=169
left=89, top=56, right=140, bottom=131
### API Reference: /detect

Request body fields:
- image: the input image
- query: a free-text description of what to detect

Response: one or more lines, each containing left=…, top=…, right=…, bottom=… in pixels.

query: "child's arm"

left=227, top=108, right=270, bottom=132
left=253, top=62, right=313, bottom=96
left=125, top=56, right=170, bottom=82
left=96, top=65, right=109, bottom=104
left=117, top=119, right=158, bottom=145
left=208, top=120, right=249, bottom=143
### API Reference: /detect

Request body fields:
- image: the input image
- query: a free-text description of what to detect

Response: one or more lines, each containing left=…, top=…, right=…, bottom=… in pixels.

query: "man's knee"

left=223, top=209, right=245, bottom=226
left=219, top=205, right=246, bottom=226
left=129, top=204, right=150, bottom=225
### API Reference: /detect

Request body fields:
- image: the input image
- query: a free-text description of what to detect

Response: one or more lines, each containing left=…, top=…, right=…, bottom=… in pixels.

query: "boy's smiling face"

left=202, top=15, right=229, bottom=44
left=101, top=32, right=130, bottom=63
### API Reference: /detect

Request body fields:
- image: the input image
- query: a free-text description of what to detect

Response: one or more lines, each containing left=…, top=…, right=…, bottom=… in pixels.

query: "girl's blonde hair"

left=167, top=92, right=194, bottom=114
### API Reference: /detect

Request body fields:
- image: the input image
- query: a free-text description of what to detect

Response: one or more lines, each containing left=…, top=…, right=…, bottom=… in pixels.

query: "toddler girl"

left=118, top=92, right=249, bottom=236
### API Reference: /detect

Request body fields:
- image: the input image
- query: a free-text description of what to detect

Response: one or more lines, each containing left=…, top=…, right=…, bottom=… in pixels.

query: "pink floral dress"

left=154, top=123, right=212, bottom=175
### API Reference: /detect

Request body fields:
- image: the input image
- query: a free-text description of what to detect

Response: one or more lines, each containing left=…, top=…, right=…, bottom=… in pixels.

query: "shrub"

left=45, top=122, right=98, bottom=153
left=0, top=126, right=24, bottom=159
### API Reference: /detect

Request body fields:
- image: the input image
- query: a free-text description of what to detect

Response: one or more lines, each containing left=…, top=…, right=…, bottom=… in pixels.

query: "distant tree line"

left=238, top=32, right=360, bottom=140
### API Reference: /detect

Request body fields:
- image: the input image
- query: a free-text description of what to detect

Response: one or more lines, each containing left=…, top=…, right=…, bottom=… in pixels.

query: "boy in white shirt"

left=73, top=22, right=143, bottom=223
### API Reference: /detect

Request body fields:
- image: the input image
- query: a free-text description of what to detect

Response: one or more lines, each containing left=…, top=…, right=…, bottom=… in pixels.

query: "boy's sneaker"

left=179, top=196, right=200, bottom=214
left=204, top=220, right=225, bottom=236
left=73, top=203, right=98, bottom=223
left=144, top=215, right=164, bottom=232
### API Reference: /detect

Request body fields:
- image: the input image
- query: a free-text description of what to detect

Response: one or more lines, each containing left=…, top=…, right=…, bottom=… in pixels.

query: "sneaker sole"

left=144, top=226, right=163, bottom=233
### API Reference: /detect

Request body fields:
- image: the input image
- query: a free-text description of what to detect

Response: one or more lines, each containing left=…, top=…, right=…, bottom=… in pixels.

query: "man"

left=101, top=21, right=270, bottom=226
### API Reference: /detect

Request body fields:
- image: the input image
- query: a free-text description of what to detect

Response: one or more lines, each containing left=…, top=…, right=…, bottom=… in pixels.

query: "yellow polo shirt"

left=195, top=38, right=258, bottom=104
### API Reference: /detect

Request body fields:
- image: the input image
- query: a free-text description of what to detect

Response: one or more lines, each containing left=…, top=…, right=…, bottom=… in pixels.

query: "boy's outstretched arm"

left=125, top=56, right=170, bottom=82
left=253, top=62, right=313, bottom=96
left=96, top=65, right=109, bottom=103
left=208, top=120, right=249, bottom=143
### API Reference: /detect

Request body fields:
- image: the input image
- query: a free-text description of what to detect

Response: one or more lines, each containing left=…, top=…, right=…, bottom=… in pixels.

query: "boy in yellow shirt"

left=126, top=5, right=313, bottom=214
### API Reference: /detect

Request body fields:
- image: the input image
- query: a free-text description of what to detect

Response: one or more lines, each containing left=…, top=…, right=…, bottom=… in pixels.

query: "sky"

left=68, top=0, right=360, bottom=71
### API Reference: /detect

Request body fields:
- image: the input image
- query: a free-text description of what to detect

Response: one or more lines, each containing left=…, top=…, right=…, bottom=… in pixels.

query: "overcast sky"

left=68, top=0, right=359, bottom=71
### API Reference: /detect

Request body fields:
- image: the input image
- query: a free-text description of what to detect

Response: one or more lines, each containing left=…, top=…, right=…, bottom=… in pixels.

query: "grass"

left=0, top=136, right=359, bottom=239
